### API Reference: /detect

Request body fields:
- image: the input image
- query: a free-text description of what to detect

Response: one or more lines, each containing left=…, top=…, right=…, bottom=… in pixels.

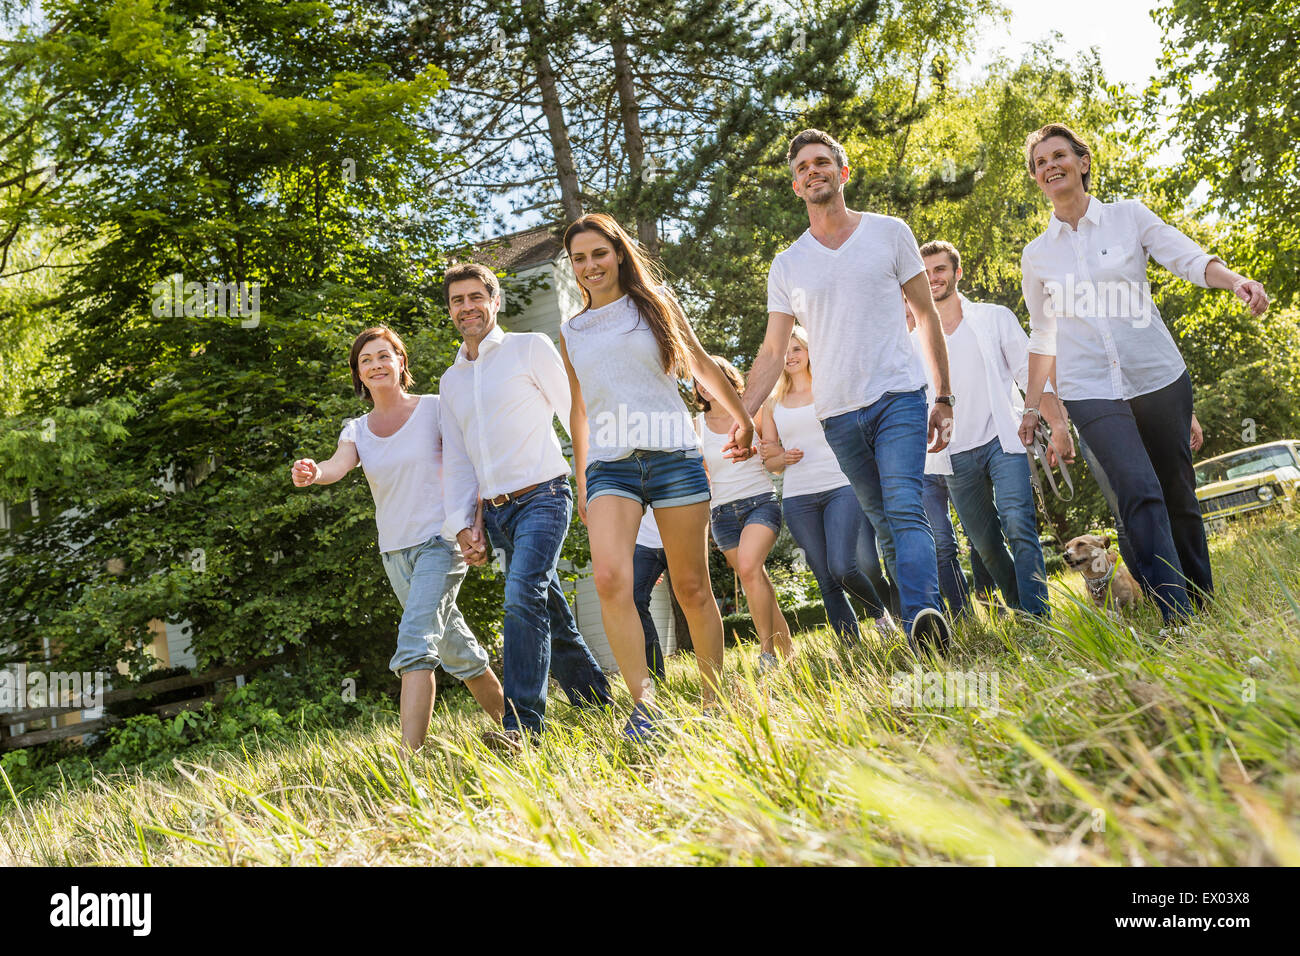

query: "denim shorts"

left=586, top=448, right=712, bottom=509
left=710, top=491, right=782, bottom=551
left=380, top=534, right=490, bottom=680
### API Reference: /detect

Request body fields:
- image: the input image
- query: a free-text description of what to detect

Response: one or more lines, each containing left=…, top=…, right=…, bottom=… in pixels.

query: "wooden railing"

left=0, top=655, right=286, bottom=751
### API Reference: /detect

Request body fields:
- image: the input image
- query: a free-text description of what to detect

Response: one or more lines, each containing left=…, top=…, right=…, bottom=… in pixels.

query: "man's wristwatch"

left=935, top=395, right=956, bottom=407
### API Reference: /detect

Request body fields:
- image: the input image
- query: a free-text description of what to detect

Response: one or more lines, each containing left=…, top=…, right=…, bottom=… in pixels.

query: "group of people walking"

left=291, top=123, right=1270, bottom=751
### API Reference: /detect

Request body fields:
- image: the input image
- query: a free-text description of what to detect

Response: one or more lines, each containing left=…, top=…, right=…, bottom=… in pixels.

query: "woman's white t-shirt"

left=339, top=394, right=445, bottom=553
left=697, top=413, right=775, bottom=506
left=770, top=400, right=852, bottom=498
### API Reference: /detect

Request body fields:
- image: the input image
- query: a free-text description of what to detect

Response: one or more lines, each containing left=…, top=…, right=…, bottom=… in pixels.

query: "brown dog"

left=1061, top=534, right=1142, bottom=609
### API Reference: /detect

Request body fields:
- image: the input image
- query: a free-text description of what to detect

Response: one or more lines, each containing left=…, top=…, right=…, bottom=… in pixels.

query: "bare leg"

left=587, top=495, right=655, bottom=705
left=729, top=523, right=792, bottom=659
left=464, top=669, right=505, bottom=723
left=399, top=669, right=436, bottom=754
left=653, top=502, right=725, bottom=706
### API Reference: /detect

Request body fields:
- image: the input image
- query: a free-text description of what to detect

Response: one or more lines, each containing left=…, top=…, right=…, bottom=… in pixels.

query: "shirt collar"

left=1046, top=194, right=1103, bottom=238
left=455, top=323, right=506, bottom=366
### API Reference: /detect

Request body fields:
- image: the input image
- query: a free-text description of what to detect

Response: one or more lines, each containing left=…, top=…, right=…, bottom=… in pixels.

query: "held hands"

left=927, top=404, right=954, bottom=454
left=291, top=458, right=320, bottom=487
left=758, top=438, right=802, bottom=466
left=722, top=420, right=757, bottom=462
left=457, top=501, right=489, bottom=565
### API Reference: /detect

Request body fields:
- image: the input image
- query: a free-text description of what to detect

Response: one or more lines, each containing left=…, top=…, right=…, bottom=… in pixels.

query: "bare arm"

left=901, top=272, right=953, bottom=452
left=558, top=333, right=592, bottom=524
left=744, top=311, right=796, bottom=419
left=680, top=319, right=755, bottom=461
left=1205, top=260, right=1269, bottom=316
left=758, top=398, right=787, bottom=474
left=291, top=439, right=359, bottom=487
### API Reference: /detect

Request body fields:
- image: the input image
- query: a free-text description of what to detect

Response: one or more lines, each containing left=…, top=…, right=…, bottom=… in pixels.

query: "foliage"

left=0, top=0, right=504, bottom=677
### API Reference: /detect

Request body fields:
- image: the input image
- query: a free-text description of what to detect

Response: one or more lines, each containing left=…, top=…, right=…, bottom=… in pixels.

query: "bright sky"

left=969, top=0, right=1167, bottom=91
left=967, top=0, right=1182, bottom=164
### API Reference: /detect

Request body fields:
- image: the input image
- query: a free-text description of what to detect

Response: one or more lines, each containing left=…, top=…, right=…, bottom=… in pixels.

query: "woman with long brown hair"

left=558, top=213, right=756, bottom=739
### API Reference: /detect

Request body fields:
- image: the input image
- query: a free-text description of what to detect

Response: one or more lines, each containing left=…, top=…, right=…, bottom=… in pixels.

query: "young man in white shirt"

left=742, top=128, right=955, bottom=654
left=439, top=262, right=612, bottom=742
left=915, top=240, right=1065, bottom=618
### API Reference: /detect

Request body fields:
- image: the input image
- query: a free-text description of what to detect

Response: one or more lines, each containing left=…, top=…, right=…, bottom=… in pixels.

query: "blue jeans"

left=1065, top=371, right=1209, bottom=623
left=381, top=534, right=491, bottom=679
left=783, top=484, right=887, bottom=640
left=945, top=436, right=1050, bottom=617
left=820, top=388, right=940, bottom=635
left=481, top=476, right=612, bottom=734
left=709, top=491, right=782, bottom=551
left=632, top=544, right=668, bottom=680
left=922, top=475, right=997, bottom=616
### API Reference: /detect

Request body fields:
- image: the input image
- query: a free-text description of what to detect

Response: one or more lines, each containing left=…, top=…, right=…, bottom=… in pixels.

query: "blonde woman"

left=760, top=326, right=895, bottom=642
left=696, top=357, right=793, bottom=671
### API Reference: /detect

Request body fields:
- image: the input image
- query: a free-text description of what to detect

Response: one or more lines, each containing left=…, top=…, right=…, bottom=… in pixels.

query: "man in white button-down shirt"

left=439, top=262, right=611, bottom=741
left=913, top=241, right=1066, bottom=619
left=1018, top=123, right=1270, bottom=627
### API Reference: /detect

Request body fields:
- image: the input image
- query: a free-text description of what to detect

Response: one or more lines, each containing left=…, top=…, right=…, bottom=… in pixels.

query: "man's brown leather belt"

left=486, top=483, right=540, bottom=508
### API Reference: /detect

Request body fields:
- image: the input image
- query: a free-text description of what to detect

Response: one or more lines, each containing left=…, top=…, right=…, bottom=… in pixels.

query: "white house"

left=471, top=225, right=678, bottom=672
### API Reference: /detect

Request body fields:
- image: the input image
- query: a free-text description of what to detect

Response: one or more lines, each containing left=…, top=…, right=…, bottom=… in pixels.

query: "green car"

left=1195, top=440, right=1300, bottom=533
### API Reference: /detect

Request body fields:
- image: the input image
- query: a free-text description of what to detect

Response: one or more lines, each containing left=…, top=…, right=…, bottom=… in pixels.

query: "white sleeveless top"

left=697, top=413, right=775, bottom=506
left=561, top=294, right=700, bottom=464
left=770, top=400, right=853, bottom=499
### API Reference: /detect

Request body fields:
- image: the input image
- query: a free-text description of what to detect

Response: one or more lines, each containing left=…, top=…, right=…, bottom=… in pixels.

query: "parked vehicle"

left=1195, top=440, right=1300, bottom=533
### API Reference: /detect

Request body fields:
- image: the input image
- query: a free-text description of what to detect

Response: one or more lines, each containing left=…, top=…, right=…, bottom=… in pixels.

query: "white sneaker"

left=911, top=608, right=952, bottom=656
left=874, top=614, right=901, bottom=641
left=757, top=651, right=780, bottom=674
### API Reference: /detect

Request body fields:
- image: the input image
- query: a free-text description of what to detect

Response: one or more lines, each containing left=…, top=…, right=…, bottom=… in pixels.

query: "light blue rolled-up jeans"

left=381, top=534, right=491, bottom=680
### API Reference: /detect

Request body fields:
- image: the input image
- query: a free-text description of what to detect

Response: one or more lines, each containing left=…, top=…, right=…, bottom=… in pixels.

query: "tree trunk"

left=612, top=31, right=657, bottom=254
left=526, top=2, right=583, bottom=224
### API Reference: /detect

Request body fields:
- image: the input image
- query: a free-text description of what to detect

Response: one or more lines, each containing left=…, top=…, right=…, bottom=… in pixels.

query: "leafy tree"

left=0, top=0, right=492, bottom=684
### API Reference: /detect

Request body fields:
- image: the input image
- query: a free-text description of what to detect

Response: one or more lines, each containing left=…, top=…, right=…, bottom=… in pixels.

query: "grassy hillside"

left=3, top=516, right=1298, bottom=866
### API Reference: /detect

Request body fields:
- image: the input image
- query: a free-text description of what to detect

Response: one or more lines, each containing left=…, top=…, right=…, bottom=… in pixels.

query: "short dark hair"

left=787, top=129, right=848, bottom=174
left=919, top=240, right=961, bottom=273
left=349, top=326, right=414, bottom=403
left=1025, top=123, right=1092, bottom=192
left=443, top=262, right=500, bottom=303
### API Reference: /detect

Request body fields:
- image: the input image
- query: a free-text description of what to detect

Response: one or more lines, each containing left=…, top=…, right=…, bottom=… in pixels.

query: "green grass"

left=3, top=515, right=1299, bottom=866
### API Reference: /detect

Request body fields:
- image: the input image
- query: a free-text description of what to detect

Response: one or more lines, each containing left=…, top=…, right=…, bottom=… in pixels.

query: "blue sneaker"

left=622, top=702, right=660, bottom=742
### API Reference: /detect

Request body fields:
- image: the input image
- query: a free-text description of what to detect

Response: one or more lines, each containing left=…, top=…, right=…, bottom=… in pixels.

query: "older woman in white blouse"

left=1017, top=123, right=1269, bottom=626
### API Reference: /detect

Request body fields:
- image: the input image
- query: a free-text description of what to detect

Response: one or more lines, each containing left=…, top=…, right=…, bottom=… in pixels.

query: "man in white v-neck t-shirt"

left=742, top=128, right=955, bottom=654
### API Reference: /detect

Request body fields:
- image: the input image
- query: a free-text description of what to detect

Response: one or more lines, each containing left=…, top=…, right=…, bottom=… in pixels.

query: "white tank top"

left=562, top=294, right=700, bottom=463
left=770, top=400, right=853, bottom=499
left=697, top=413, right=775, bottom=506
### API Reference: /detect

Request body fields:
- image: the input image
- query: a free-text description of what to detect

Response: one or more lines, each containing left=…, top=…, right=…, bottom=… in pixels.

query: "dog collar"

left=1085, top=563, right=1117, bottom=597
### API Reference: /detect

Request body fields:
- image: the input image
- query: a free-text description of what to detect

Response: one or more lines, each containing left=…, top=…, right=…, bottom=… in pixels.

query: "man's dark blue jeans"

left=632, top=544, right=668, bottom=681
left=821, top=387, right=941, bottom=637
left=482, top=476, right=612, bottom=735
left=783, top=484, right=887, bottom=640
left=945, top=436, right=1050, bottom=617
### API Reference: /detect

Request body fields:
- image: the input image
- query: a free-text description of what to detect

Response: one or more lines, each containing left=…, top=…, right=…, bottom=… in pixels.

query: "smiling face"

left=447, top=277, right=500, bottom=343
left=923, top=253, right=961, bottom=303
left=566, top=229, right=624, bottom=300
left=791, top=143, right=847, bottom=206
left=357, top=337, right=403, bottom=397
left=784, top=336, right=809, bottom=375
left=1031, top=135, right=1090, bottom=200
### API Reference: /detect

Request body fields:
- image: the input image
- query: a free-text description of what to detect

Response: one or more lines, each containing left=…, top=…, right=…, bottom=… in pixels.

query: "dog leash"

left=1026, top=419, right=1074, bottom=520
left=1084, top=562, right=1116, bottom=600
